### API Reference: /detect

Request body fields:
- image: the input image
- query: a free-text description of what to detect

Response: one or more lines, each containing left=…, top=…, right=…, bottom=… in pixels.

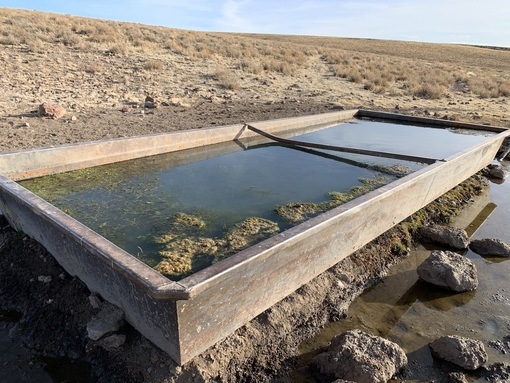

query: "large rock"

left=417, top=250, right=478, bottom=292
left=487, top=164, right=508, bottom=180
left=470, top=238, right=510, bottom=257
left=86, top=302, right=125, bottom=341
left=429, top=335, right=488, bottom=370
left=38, top=102, right=66, bottom=119
left=314, top=329, right=407, bottom=383
left=419, top=225, right=469, bottom=249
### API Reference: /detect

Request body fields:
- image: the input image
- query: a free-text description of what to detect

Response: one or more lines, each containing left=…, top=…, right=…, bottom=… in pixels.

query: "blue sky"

left=3, top=0, right=509, bottom=47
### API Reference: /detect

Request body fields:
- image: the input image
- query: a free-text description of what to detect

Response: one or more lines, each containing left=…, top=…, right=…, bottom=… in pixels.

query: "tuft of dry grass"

left=144, top=59, right=164, bottom=71
left=214, top=67, right=240, bottom=90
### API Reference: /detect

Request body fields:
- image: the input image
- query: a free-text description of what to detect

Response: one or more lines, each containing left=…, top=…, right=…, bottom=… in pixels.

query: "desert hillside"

left=1, top=8, right=509, bottom=151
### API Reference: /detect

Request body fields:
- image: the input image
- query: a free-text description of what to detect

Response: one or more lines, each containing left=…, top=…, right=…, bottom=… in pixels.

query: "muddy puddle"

left=0, top=309, right=94, bottom=383
left=294, top=160, right=510, bottom=382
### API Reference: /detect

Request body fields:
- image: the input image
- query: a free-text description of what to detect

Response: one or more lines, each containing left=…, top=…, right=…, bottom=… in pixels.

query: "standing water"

left=19, top=119, right=492, bottom=279
left=295, top=160, right=510, bottom=382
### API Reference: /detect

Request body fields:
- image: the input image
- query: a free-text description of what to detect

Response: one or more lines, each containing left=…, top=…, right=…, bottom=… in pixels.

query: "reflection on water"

left=294, top=161, right=510, bottom=382
left=19, top=119, right=492, bottom=278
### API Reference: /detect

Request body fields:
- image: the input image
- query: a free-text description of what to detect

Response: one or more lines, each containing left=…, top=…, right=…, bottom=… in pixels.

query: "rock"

left=38, top=102, right=66, bottom=119
left=144, top=95, right=155, bottom=103
left=99, top=334, right=126, bottom=350
left=447, top=372, right=469, bottom=383
left=419, top=225, right=470, bottom=249
left=429, top=335, right=487, bottom=370
left=481, top=362, right=510, bottom=383
left=417, top=250, right=478, bottom=292
left=313, top=329, right=407, bottom=383
left=144, top=100, right=157, bottom=109
left=86, top=302, right=125, bottom=341
left=120, top=106, right=131, bottom=113
left=37, top=275, right=52, bottom=283
left=71, top=115, right=77, bottom=121
left=88, top=294, right=102, bottom=309
left=470, top=238, right=510, bottom=257
left=487, top=164, right=508, bottom=180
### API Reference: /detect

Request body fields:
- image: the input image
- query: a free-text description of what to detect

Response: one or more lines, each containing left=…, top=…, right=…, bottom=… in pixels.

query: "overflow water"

left=294, top=161, right=510, bottom=382
left=19, top=119, right=493, bottom=280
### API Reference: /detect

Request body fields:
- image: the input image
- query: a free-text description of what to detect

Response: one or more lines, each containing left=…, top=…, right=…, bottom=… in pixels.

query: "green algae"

left=370, top=164, right=412, bottom=178
left=276, top=173, right=390, bottom=224
left=154, top=217, right=279, bottom=278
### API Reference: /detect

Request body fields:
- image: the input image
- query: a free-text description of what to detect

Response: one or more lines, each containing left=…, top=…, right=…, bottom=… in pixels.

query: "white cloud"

left=217, top=0, right=253, bottom=30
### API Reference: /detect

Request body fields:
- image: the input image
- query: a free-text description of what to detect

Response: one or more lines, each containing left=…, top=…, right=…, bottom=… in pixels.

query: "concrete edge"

left=356, top=109, right=509, bottom=132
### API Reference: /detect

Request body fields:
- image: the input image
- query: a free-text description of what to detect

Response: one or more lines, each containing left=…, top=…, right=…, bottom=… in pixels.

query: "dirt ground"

left=1, top=8, right=510, bottom=383
left=0, top=172, right=489, bottom=383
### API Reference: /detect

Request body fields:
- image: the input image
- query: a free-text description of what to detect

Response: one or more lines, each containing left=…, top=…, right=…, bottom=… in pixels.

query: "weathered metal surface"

left=0, top=110, right=358, bottom=181
left=0, top=110, right=508, bottom=365
left=174, top=133, right=508, bottom=363
left=0, top=175, right=184, bottom=360
left=356, top=110, right=509, bottom=133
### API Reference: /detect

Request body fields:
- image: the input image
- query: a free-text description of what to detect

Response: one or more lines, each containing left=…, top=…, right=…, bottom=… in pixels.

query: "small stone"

left=447, top=372, right=469, bottom=383
left=470, top=238, right=510, bottom=257
left=429, top=335, right=487, bottom=370
left=489, top=166, right=508, bottom=180
left=419, top=225, right=470, bottom=249
left=120, top=106, right=130, bottom=113
left=417, top=250, right=478, bottom=292
left=99, top=334, right=126, bottom=350
left=86, top=302, right=124, bottom=341
left=37, top=275, right=52, bottom=283
left=89, top=294, right=102, bottom=309
left=38, top=102, right=66, bottom=119
left=71, top=115, right=77, bottom=121
left=481, top=362, right=510, bottom=382
left=145, top=95, right=155, bottom=103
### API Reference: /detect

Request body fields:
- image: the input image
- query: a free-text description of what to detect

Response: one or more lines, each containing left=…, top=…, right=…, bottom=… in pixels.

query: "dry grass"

left=0, top=6, right=509, bottom=113
left=214, top=67, right=240, bottom=90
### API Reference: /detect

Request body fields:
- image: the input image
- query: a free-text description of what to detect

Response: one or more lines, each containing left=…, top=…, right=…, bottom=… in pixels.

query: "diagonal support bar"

left=244, top=123, right=439, bottom=164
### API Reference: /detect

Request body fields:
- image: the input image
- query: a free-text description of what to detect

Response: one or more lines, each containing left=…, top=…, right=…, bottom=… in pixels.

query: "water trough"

left=0, top=109, right=508, bottom=365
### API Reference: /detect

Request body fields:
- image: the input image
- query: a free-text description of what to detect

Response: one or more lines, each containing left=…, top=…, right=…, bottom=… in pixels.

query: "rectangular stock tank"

left=0, top=110, right=508, bottom=364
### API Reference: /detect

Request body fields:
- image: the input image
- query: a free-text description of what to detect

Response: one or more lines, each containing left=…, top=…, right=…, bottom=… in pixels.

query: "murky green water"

left=294, top=161, right=510, bottom=382
left=19, top=119, right=492, bottom=280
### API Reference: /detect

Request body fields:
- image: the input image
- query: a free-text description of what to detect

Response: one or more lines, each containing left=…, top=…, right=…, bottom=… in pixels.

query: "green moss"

left=277, top=173, right=390, bottom=224
left=172, top=212, right=205, bottom=230
left=275, top=202, right=323, bottom=223
left=154, top=217, right=279, bottom=278
left=370, top=164, right=412, bottom=178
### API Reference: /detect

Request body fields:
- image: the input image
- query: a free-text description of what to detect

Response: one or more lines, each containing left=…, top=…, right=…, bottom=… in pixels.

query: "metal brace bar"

left=244, top=123, right=439, bottom=164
